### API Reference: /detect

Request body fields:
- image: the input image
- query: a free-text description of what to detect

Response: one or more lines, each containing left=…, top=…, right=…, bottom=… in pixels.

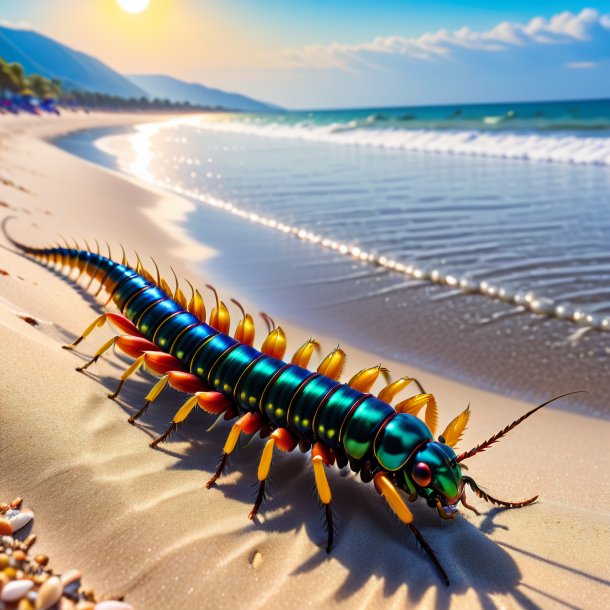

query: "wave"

left=193, top=116, right=610, bottom=166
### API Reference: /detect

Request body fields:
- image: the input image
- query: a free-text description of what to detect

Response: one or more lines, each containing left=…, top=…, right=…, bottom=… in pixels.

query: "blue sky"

left=1, top=0, right=609, bottom=108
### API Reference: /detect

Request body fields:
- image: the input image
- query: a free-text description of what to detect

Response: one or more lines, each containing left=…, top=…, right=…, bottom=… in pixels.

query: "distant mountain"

left=0, top=25, right=146, bottom=97
left=128, top=74, right=280, bottom=112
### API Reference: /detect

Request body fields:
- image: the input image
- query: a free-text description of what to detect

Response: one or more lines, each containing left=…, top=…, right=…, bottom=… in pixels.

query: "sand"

left=0, top=112, right=608, bottom=610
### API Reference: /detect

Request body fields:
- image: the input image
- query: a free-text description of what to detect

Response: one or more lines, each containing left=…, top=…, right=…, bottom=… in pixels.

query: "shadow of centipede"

left=69, top=355, right=598, bottom=610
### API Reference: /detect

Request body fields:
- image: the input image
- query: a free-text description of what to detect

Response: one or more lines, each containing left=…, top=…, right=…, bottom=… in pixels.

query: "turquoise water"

left=245, top=98, right=610, bottom=133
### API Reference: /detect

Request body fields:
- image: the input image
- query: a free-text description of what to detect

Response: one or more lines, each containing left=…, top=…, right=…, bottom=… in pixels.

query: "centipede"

left=3, top=218, right=579, bottom=586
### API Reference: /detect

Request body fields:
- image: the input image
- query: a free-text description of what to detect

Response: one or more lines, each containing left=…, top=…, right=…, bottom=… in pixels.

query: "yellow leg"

left=150, top=395, right=199, bottom=448
left=373, top=472, right=413, bottom=524
left=108, top=354, right=145, bottom=400
left=312, top=452, right=334, bottom=552
left=205, top=414, right=258, bottom=489
left=63, top=314, right=108, bottom=350
left=75, top=336, right=117, bottom=372
left=248, top=438, right=275, bottom=520
left=128, top=374, right=169, bottom=424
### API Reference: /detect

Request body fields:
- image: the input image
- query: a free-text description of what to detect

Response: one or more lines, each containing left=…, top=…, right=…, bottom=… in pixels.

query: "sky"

left=1, top=0, right=609, bottom=109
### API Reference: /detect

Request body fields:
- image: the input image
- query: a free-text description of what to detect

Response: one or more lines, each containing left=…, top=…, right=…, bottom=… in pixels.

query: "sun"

left=116, top=0, right=150, bottom=14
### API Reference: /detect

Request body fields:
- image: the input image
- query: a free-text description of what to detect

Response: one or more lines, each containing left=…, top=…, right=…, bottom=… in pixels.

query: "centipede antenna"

left=457, top=391, right=585, bottom=462
left=105, top=241, right=112, bottom=259
left=71, top=236, right=80, bottom=250
left=462, top=476, right=538, bottom=509
left=408, top=523, right=449, bottom=587
left=59, top=235, right=70, bottom=250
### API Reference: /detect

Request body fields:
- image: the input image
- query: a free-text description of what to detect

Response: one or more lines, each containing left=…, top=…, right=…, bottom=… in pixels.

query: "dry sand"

left=0, top=112, right=608, bottom=609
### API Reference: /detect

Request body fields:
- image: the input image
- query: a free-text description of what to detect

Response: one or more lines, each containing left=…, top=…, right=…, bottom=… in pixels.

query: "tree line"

left=0, top=56, right=223, bottom=111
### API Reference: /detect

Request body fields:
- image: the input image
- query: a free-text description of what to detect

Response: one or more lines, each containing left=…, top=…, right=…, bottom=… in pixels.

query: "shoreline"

left=1, top=112, right=609, bottom=609
left=58, top=117, right=609, bottom=419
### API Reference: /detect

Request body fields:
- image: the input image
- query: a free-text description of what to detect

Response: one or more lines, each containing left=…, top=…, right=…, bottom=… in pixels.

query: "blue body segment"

left=137, top=298, right=183, bottom=338
left=288, top=375, right=340, bottom=441
left=190, top=333, right=239, bottom=381
left=170, top=324, right=217, bottom=361
left=262, top=365, right=313, bottom=427
left=235, top=356, right=285, bottom=413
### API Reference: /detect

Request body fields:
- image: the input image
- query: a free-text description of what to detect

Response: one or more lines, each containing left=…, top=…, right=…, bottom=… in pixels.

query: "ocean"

left=56, top=98, right=610, bottom=414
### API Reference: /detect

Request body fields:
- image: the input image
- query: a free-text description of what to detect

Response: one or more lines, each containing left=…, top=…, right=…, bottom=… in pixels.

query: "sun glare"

left=116, top=0, right=150, bottom=14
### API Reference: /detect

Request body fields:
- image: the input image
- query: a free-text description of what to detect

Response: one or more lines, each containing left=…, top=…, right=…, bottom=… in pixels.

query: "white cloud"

left=565, top=61, right=597, bottom=69
left=281, top=8, right=610, bottom=70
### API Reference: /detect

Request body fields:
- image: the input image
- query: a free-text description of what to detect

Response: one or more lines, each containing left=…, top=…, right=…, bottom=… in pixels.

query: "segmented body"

left=66, top=247, right=433, bottom=474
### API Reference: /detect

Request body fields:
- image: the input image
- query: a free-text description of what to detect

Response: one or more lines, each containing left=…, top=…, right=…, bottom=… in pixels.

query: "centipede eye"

left=412, top=462, right=432, bottom=487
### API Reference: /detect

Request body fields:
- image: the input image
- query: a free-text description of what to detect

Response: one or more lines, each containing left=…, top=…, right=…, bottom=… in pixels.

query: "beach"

left=0, top=111, right=609, bottom=610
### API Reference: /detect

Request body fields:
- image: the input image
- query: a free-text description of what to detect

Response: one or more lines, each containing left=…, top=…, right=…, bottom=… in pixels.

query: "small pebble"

left=13, top=550, right=26, bottom=562
left=34, top=555, right=48, bottom=567
left=1, top=579, right=34, bottom=602
left=10, top=499, right=23, bottom=510
left=36, top=575, right=62, bottom=609
left=76, top=603, right=95, bottom=610
left=8, top=510, right=34, bottom=532
left=0, top=519, right=12, bottom=536
left=94, top=603, right=133, bottom=610
left=0, top=554, right=8, bottom=569
left=60, top=569, right=81, bottom=587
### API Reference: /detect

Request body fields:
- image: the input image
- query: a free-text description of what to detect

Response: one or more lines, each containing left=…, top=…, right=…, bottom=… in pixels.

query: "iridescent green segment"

left=235, top=356, right=284, bottom=412
left=262, top=365, right=313, bottom=426
left=315, top=385, right=363, bottom=448
left=288, top=375, right=339, bottom=441
left=210, top=344, right=261, bottom=397
left=374, top=413, right=432, bottom=471
left=343, top=397, right=394, bottom=460
left=190, top=333, right=238, bottom=380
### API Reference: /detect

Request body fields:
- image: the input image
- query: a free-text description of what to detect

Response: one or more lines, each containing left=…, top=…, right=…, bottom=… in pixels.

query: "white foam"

left=190, top=116, right=610, bottom=166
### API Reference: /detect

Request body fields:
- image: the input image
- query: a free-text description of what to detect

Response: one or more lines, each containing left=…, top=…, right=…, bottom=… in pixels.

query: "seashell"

left=0, top=517, right=13, bottom=536
left=8, top=510, right=34, bottom=532
left=1, top=579, right=34, bottom=602
left=94, top=602, right=134, bottom=610
left=5, top=509, right=20, bottom=520
left=36, top=575, right=62, bottom=609
left=60, top=569, right=82, bottom=587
